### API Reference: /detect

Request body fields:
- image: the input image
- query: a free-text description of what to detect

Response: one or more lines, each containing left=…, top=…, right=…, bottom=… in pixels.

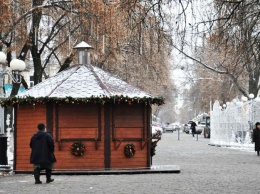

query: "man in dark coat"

left=30, top=123, right=56, bottom=184
left=252, top=122, right=260, bottom=156
left=190, top=121, right=197, bottom=137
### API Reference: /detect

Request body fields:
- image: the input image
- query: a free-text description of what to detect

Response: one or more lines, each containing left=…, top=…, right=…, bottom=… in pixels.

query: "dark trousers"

left=192, top=129, right=196, bottom=137
left=33, top=164, right=53, bottom=181
left=34, top=167, right=52, bottom=181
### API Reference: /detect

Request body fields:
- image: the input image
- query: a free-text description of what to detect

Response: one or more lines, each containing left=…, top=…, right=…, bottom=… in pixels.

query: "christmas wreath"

left=70, top=141, right=85, bottom=156
left=124, top=143, right=136, bottom=158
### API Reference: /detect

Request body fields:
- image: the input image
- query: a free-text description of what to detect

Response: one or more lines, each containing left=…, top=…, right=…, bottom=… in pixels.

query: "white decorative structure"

left=210, top=97, right=260, bottom=149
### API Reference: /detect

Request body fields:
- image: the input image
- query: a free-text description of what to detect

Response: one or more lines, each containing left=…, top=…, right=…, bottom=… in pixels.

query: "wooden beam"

left=104, top=103, right=111, bottom=169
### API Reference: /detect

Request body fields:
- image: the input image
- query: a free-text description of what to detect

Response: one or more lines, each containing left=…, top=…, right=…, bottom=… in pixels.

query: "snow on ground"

left=5, top=129, right=256, bottom=170
left=210, top=140, right=255, bottom=153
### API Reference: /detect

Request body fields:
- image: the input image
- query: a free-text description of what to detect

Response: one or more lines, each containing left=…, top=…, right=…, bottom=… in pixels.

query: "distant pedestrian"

left=190, top=121, right=197, bottom=137
left=30, top=123, right=56, bottom=184
left=252, top=122, right=260, bottom=156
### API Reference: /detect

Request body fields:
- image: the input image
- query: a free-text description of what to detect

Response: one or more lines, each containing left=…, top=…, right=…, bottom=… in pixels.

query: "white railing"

left=210, top=97, right=260, bottom=148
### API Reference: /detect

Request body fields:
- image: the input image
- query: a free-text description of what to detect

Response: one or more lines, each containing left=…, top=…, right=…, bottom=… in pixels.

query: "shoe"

left=34, top=168, right=42, bottom=184
left=46, top=168, right=53, bottom=183
left=35, top=180, right=42, bottom=184
left=46, top=179, right=54, bottom=183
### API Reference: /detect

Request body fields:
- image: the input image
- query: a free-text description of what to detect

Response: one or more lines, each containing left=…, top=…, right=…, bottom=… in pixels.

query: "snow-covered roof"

left=18, top=64, right=153, bottom=98
left=73, top=41, right=92, bottom=49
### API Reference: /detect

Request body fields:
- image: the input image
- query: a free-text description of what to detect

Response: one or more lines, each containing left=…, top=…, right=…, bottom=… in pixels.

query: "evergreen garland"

left=151, top=141, right=158, bottom=157
left=0, top=95, right=164, bottom=107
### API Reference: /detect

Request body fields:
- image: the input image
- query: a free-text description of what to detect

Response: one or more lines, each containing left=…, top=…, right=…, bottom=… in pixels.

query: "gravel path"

left=1, top=132, right=260, bottom=194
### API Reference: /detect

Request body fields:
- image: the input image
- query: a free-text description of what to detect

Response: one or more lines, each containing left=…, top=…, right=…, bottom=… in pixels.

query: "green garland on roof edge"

left=0, top=95, right=165, bottom=107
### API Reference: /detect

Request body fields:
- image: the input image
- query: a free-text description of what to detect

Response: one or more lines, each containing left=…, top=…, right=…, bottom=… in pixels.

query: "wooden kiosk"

left=1, top=49, right=164, bottom=173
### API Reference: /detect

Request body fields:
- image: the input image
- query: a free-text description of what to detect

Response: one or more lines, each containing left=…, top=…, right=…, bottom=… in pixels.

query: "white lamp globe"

left=10, top=59, right=26, bottom=71
left=249, top=93, right=254, bottom=99
left=241, top=96, right=248, bottom=102
left=0, top=52, right=7, bottom=64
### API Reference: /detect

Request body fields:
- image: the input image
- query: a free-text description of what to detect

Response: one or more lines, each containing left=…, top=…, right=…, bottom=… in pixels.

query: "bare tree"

left=173, top=0, right=260, bottom=98
left=0, top=0, right=175, bottom=101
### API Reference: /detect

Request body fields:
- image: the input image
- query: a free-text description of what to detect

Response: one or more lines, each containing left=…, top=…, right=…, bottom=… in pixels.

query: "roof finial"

left=73, top=41, right=93, bottom=65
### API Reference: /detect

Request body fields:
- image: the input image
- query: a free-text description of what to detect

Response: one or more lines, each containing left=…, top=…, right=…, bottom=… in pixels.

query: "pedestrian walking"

left=252, top=122, right=260, bottom=156
left=30, top=123, right=57, bottom=184
left=190, top=121, right=197, bottom=137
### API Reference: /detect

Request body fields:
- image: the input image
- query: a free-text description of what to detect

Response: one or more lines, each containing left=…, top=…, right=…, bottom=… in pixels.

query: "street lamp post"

left=0, top=51, right=25, bottom=169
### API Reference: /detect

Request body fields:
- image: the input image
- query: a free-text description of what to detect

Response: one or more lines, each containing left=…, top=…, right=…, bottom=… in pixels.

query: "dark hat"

left=256, top=122, right=260, bottom=127
left=37, top=123, right=45, bottom=130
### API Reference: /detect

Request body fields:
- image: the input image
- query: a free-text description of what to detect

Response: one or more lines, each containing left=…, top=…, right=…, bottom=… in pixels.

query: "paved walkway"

left=1, top=132, right=260, bottom=194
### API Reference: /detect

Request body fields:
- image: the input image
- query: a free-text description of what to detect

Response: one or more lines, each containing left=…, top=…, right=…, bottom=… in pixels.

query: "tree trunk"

left=30, top=0, right=44, bottom=85
left=248, top=71, right=260, bottom=98
left=58, top=53, right=75, bottom=73
left=32, top=54, right=42, bottom=85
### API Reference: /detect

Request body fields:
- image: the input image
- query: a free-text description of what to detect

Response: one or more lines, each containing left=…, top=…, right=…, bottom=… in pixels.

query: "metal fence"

left=210, top=98, right=260, bottom=148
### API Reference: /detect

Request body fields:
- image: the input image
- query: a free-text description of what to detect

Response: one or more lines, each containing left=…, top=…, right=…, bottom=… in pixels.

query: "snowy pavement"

left=1, top=131, right=260, bottom=194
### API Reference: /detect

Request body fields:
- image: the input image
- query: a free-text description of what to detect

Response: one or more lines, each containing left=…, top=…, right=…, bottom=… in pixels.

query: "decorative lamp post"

left=73, top=41, right=93, bottom=65
left=0, top=51, right=26, bottom=168
left=0, top=54, right=25, bottom=98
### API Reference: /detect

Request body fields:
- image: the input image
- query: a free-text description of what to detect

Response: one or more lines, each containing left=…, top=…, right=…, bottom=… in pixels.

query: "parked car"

left=163, top=123, right=180, bottom=133
left=183, top=124, right=189, bottom=133
left=196, top=121, right=206, bottom=134
left=161, top=123, right=167, bottom=132
left=152, top=122, right=163, bottom=137
left=181, top=124, right=188, bottom=132
left=173, top=123, right=181, bottom=131
left=184, top=120, right=194, bottom=134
